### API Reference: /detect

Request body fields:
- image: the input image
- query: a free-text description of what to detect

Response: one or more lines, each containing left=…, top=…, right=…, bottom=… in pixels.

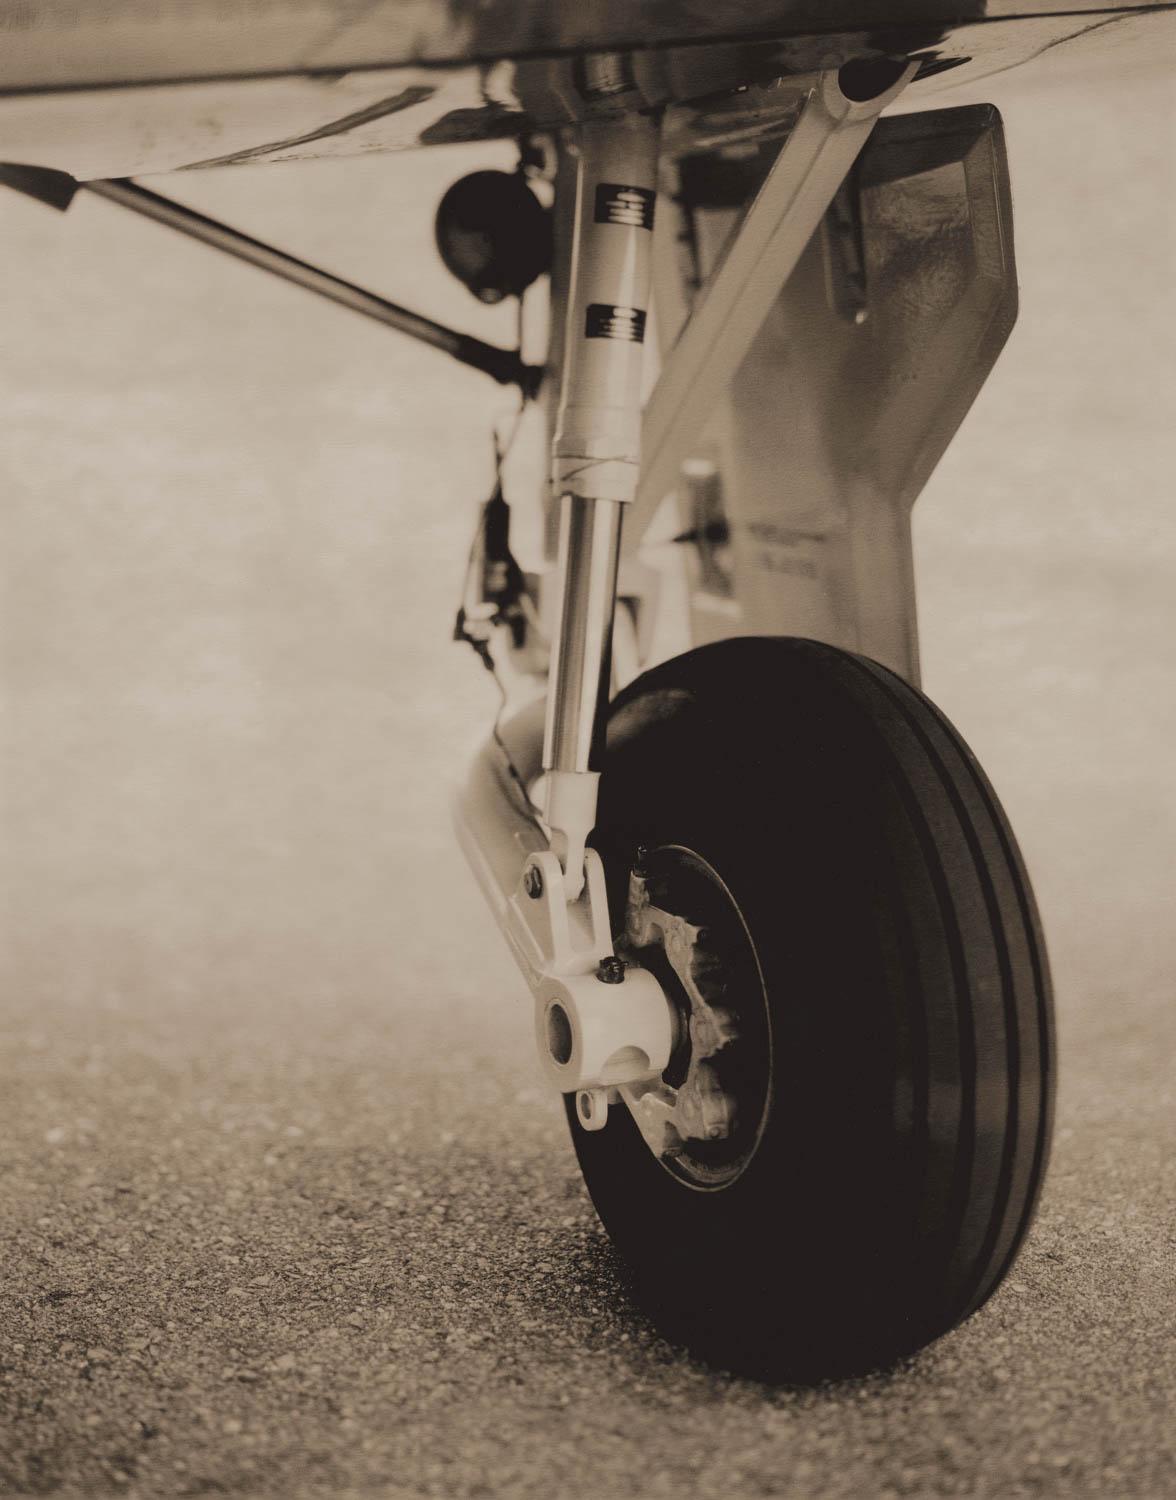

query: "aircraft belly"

left=0, top=4, right=1172, bottom=181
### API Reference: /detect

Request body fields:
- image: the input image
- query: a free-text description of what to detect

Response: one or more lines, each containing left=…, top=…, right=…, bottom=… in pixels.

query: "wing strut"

left=0, top=164, right=542, bottom=394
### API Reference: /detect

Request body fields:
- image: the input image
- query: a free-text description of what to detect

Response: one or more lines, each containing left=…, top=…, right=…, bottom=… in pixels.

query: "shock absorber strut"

left=543, top=111, right=660, bottom=896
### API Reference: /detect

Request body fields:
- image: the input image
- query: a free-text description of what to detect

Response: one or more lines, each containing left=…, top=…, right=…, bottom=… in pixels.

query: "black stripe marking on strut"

left=585, top=304, right=646, bottom=342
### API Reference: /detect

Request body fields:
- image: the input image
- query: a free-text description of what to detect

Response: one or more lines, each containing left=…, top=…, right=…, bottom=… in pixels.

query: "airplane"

left=3, top=1, right=1173, bottom=1378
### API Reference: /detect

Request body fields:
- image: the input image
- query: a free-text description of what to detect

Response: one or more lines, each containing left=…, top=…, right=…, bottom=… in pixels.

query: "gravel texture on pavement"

left=1, top=47, right=1174, bottom=1500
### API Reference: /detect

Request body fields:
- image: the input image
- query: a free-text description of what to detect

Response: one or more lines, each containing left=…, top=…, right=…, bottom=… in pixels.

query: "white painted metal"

left=551, top=113, right=660, bottom=506
left=575, top=1088, right=611, bottom=1132
left=514, top=846, right=612, bottom=981
left=626, top=63, right=916, bottom=554
left=452, top=714, right=678, bottom=1127
left=536, top=969, right=675, bottom=1094
left=452, top=707, right=546, bottom=914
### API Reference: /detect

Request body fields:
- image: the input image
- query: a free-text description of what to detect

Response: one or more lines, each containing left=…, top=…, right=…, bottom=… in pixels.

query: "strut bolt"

left=524, top=865, right=543, bottom=899
left=597, top=955, right=626, bottom=985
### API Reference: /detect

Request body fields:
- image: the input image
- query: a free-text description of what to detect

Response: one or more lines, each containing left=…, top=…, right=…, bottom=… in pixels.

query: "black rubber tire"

left=574, top=637, right=1055, bottom=1379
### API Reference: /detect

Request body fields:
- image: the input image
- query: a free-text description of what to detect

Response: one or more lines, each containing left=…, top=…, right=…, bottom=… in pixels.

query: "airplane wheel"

left=576, top=637, right=1055, bottom=1378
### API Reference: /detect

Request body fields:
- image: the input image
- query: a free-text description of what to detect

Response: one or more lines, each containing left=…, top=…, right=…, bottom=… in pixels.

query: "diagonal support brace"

left=627, top=60, right=917, bottom=552
left=0, top=164, right=541, bottom=392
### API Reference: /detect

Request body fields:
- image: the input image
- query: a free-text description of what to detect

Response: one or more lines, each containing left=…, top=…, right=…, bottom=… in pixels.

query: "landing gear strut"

left=452, top=60, right=1054, bottom=1377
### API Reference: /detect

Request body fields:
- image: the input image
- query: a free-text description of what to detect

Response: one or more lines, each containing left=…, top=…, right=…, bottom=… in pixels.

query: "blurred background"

left=0, top=39, right=1172, bottom=1499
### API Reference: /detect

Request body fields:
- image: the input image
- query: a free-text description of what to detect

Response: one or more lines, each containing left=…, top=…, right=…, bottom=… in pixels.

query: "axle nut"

left=597, top=955, right=626, bottom=984
left=523, top=864, right=544, bottom=899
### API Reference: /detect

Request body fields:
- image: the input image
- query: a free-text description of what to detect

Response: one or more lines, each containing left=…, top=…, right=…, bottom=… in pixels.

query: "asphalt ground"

left=1, top=46, right=1174, bottom=1500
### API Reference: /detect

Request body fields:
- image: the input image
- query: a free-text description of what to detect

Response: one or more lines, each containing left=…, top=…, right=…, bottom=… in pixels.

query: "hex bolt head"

left=523, top=864, right=543, bottom=899
left=596, top=955, right=626, bottom=985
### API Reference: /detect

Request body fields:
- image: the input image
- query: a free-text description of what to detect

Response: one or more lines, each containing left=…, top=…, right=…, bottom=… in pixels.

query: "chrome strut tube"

left=543, top=111, right=660, bottom=897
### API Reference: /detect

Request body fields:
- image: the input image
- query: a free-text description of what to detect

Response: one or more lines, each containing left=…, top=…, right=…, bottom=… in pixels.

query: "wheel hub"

left=616, top=845, right=771, bottom=1188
